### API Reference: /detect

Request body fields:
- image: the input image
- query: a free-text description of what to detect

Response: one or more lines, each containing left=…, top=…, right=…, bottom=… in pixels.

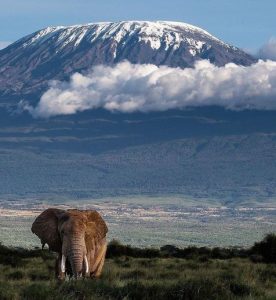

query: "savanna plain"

left=0, top=235, right=275, bottom=300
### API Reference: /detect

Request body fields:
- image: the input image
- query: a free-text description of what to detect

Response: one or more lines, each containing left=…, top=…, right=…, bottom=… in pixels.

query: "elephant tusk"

left=84, top=255, right=89, bottom=274
left=61, top=254, right=66, bottom=273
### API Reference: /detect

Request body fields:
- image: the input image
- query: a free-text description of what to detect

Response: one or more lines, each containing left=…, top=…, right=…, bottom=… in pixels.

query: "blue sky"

left=0, top=0, right=275, bottom=51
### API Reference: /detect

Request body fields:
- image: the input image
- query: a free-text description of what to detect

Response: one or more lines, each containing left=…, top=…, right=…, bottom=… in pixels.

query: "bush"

left=0, top=243, right=52, bottom=267
left=250, top=233, right=276, bottom=263
left=107, top=235, right=276, bottom=262
left=107, top=239, right=160, bottom=258
left=229, top=282, right=251, bottom=296
left=250, top=254, right=263, bottom=263
left=7, top=270, right=24, bottom=280
left=28, top=270, right=50, bottom=281
left=211, top=247, right=232, bottom=259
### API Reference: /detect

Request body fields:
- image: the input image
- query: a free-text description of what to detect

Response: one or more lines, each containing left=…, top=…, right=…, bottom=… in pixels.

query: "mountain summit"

left=0, top=21, right=254, bottom=100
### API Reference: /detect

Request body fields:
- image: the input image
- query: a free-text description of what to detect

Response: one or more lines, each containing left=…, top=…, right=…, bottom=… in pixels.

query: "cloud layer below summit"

left=25, top=59, right=276, bottom=118
left=258, top=37, right=276, bottom=61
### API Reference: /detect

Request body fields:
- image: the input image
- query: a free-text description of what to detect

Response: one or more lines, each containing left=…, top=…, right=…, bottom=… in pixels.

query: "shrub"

left=0, top=243, right=53, bottom=268
left=107, top=235, right=276, bottom=261
left=250, top=233, right=276, bottom=263
left=250, top=254, right=263, bottom=263
left=198, top=255, right=209, bottom=262
left=160, top=245, right=179, bottom=256
left=0, top=254, right=22, bottom=267
left=7, top=270, right=24, bottom=280
left=107, top=240, right=160, bottom=258
left=229, top=282, right=251, bottom=296
left=211, top=247, right=231, bottom=259
left=28, top=270, right=50, bottom=281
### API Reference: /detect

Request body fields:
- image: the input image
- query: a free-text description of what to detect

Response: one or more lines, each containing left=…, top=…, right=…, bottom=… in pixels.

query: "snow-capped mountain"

left=0, top=21, right=275, bottom=203
left=0, top=21, right=255, bottom=100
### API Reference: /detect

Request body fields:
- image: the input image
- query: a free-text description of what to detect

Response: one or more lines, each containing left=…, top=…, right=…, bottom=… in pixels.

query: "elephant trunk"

left=69, top=251, right=84, bottom=277
left=67, top=236, right=87, bottom=278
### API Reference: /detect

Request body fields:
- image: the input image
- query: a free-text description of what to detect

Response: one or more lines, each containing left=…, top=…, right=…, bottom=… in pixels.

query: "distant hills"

left=0, top=106, right=275, bottom=202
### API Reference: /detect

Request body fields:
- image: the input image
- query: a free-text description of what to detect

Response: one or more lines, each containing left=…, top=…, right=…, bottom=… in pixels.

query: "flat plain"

left=0, top=196, right=275, bottom=248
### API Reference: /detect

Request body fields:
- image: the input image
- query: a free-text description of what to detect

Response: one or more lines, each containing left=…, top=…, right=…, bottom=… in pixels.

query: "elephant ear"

left=84, top=210, right=108, bottom=251
left=31, top=208, right=65, bottom=252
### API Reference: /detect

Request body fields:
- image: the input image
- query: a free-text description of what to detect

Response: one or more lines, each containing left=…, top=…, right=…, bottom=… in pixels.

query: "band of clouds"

left=258, top=37, right=276, bottom=61
left=25, top=59, right=276, bottom=118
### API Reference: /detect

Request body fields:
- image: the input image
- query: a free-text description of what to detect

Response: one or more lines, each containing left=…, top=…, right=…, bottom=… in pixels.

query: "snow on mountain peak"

left=0, top=20, right=254, bottom=99
left=21, top=20, right=228, bottom=52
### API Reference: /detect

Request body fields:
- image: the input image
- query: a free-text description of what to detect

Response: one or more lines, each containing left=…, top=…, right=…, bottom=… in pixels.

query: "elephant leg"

left=91, top=242, right=107, bottom=278
left=55, top=256, right=60, bottom=278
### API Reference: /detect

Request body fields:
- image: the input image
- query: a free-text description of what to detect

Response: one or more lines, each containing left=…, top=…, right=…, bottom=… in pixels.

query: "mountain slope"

left=0, top=21, right=255, bottom=101
left=0, top=106, right=276, bottom=201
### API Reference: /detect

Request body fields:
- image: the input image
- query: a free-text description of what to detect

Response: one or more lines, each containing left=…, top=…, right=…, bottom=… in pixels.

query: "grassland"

left=0, top=235, right=275, bottom=300
left=1, top=256, right=276, bottom=300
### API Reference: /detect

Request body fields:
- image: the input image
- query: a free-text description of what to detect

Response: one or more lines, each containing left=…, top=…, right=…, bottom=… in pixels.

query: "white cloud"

left=26, top=60, right=276, bottom=118
left=258, top=37, right=276, bottom=61
left=0, top=41, right=11, bottom=50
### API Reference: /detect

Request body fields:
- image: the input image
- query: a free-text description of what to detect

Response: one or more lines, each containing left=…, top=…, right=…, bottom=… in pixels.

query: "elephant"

left=31, top=208, right=108, bottom=279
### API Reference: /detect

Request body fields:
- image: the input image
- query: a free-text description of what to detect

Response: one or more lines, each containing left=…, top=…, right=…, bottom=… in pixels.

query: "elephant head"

left=31, top=208, right=108, bottom=279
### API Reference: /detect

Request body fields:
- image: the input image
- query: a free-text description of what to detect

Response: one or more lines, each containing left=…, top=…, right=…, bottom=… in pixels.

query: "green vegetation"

left=0, top=234, right=275, bottom=299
